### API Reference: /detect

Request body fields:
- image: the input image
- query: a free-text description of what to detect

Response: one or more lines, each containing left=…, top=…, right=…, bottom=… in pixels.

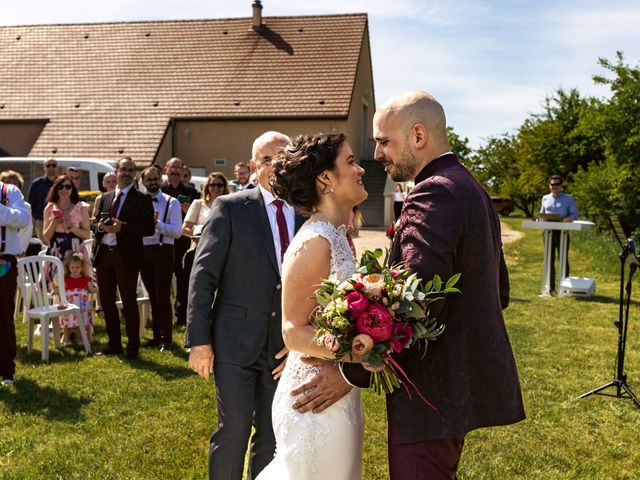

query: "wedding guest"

left=0, top=171, right=33, bottom=253
left=92, top=157, right=155, bottom=360
left=28, top=158, right=58, bottom=241
left=139, top=166, right=182, bottom=350
left=229, top=161, right=253, bottom=192
left=539, top=174, right=579, bottom=292
left=181, top=172, right=230, bottom=282
left=0, top=177, right=30, bottom=385
left=182, top=166, right=196, bottom=189
left=296, top=91, right=526, bottom=479
left=161, top=157, right=200, bottom=326
left=186, top=131, right=305, bottom=479
left=92, top=172, right=117, bottom=219
left=60, top=252, right=97, bottom=345
left=65, top=167, right=91, bottom=217
left=42, top=175, right=91, bottom=269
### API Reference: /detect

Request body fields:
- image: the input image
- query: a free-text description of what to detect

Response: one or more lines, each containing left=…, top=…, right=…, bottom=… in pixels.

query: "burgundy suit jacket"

left=345, top=153, right=525, bottom=444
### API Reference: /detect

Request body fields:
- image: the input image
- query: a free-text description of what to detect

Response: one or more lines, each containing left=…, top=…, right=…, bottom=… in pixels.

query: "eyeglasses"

left=549, top=183, right=561, bottom=187
left=45, top=163, right=58, bottom=168
left=209, top=182, right=225, bottom=188
left=57, top=184, right=73, bottom=190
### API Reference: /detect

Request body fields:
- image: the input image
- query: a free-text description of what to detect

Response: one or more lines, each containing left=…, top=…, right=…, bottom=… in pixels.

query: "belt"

left=145, top=243, right=173, bottom=248
left=105, top=245, right=118, bottom=252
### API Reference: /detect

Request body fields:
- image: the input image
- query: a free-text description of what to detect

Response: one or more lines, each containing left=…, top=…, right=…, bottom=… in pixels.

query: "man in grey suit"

left=186, top=131, right=305, bottom=480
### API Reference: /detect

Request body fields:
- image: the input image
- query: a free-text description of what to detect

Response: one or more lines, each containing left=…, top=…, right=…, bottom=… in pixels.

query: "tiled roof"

left=0, top=13, right=368, bottom=165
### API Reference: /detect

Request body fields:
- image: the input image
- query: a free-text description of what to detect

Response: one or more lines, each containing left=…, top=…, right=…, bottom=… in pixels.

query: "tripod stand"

left=577, top=231, right=640, bottom=408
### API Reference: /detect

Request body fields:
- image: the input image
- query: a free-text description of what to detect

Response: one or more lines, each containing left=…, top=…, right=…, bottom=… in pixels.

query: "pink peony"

left=361, top=273, right=386, bottom=298
left=352, top=334, right=374, bottom=356
left=390, top=323, right=413, bottom=353
left=345, top=290, right=369, bottom=316
left=323, top=334, right=341, bottom=352
left=355, top=304, right=394, bottom=342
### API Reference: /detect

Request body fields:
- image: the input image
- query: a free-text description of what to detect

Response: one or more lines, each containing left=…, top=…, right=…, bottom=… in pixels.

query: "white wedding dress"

left=257, top=221, right=364, bottom=480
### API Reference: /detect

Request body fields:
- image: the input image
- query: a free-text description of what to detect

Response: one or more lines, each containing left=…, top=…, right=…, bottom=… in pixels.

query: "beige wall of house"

left=153, top=29, right=376, bottom=179
left=0, top=122, right=46, bottom=156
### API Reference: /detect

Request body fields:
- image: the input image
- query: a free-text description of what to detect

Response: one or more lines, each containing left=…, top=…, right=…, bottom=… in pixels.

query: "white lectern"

left=521, top=220, right=595, bottom=296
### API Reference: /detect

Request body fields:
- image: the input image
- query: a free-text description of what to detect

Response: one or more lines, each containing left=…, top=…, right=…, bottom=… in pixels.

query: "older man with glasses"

left=27, top=158, right=58, bottom=241
left=540, top=174, right=579, bottom=293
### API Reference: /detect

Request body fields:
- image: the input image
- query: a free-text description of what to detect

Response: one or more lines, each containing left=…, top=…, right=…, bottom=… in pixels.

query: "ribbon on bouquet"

left=385, top=354, right=437, bottom=411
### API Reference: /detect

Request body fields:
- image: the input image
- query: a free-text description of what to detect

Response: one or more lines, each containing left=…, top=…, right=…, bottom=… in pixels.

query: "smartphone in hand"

left=101, top=211, right=113, bottom=226
left=177, top=194, right=189, bottom=204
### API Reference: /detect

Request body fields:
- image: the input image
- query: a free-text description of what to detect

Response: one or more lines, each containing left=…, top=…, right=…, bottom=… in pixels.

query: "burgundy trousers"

left=140, top=244, right=175, bottom=344
left=96, top=249, right=141, bottom=356
left=389, top=434, right=466, bottom=480
left=0, top=254, right=18, bottom=378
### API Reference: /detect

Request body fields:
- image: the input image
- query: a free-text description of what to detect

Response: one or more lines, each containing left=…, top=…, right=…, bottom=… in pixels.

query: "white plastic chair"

left=116, top=275, right=151, bottom=340
left=17, top=255, right=92, bottom=361
left=14, top=244, right=49, bottom=319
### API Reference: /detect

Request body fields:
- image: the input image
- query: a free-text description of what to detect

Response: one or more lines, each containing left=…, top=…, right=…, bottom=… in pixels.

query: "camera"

left=101, top=212, right=113, bottom=226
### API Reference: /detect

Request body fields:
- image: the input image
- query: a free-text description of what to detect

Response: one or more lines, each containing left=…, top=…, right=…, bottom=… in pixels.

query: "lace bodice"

left=283, top=220, right=356, bottom=283
left=260, top=221, right=363, bottom=479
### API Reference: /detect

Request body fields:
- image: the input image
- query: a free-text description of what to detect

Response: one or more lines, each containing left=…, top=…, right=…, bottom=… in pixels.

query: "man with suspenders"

left=139, top=167, right=182, bottom=350
left=0, top=178, right=30, bottom=385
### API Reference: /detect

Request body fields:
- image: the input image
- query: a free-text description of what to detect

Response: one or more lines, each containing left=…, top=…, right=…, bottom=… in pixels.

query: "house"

left=0, top=2, right=388, bottom=225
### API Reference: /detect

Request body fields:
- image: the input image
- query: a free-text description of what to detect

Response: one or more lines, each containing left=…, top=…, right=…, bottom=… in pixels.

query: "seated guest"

left=139, top=167, right=182, bottom=350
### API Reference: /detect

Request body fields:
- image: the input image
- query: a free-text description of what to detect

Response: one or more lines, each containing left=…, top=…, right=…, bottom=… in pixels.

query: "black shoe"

left=1, top=375, right=15, bottom=386
left=143, top=339, right=161, bottom=348
left=124, top=351, right=139, bottom=361
left=98, top=345, right=124, bottom=356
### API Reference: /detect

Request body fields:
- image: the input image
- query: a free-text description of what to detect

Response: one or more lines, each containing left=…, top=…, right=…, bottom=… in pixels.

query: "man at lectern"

left=540, top=175, right=579, bottom=293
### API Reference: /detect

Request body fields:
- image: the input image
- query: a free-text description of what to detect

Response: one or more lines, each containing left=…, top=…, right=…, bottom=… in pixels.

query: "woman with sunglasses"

left=181, top=172, right=230, bottom=282
left=182, top=172, right=230, bottom=239
left=43, top=175, right=91, bottom=271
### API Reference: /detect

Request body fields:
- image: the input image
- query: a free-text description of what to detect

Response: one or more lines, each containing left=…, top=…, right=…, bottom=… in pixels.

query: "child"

left=60, top=252, right=97, bottom=345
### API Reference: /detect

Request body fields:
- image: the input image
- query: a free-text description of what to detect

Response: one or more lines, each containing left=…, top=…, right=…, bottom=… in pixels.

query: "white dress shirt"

left=0, top=182, right=31, bottom=255
left=101, top=183, right=134, bottom=246
left=144, top=192, right=182, bottom=245
left=259, top=185, right=295, bottom=274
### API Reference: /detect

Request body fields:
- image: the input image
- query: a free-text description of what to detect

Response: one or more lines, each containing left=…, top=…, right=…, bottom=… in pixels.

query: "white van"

left=0, top=157, right=116, bottom=194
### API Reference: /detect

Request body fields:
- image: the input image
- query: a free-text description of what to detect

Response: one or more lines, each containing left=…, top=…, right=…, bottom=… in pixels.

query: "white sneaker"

left=1, top=376, right=15, bottom=386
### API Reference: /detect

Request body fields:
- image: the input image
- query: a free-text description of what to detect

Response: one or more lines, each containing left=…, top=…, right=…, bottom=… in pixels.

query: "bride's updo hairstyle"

left=271, top=133, right=346, bottom=214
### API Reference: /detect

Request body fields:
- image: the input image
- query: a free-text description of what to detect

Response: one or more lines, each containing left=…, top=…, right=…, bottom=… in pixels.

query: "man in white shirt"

left=0, top=179, right=31, bottom=385
left=139, top=167, right=182, bottom=350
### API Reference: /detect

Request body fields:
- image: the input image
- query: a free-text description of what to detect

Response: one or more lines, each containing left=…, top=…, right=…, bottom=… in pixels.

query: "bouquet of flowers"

left=313, top=249, right=460, bottom=407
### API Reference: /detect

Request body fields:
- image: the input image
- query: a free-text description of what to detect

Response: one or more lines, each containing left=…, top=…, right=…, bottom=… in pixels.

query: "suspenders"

left=158, top=195, right=171, bottom=245
left=0, top=183, right=8, bottom=253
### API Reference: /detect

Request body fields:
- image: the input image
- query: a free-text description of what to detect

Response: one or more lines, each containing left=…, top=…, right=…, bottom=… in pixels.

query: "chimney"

left=252, top=1, right=263, bottom=31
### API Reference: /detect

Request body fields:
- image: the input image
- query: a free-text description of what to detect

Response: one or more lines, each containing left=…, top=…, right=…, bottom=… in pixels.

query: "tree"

left=446, top=126, right=472, bottom=168
left=571, top=52, right=640, bottom=230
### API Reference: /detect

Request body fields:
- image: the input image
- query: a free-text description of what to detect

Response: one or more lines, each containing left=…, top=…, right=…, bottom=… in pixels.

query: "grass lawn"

left=2, top=218, right=640, bottom=479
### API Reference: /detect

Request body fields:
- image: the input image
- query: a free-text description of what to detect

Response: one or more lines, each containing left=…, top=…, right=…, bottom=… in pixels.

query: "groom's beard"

left=390, top=144, right=420, bottom=182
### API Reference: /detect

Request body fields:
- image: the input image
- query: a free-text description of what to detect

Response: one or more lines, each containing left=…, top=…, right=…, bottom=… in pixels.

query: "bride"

left=256, top=133, right=369, bottom=479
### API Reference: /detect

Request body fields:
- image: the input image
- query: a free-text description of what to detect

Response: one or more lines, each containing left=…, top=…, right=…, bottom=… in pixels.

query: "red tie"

left=109, top=191, right=123, bottom=218
left=273, top=199, right=290, bottom=261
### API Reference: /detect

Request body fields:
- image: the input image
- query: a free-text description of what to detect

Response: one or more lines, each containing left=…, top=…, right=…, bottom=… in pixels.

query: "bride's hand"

left=271, top=346, right=289, bottom=380
left=362, top=361, right=386, bottom=373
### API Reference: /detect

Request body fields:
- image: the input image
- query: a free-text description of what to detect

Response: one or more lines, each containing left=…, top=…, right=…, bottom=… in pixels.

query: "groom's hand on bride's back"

left=290, top=359, right=352, bottom=414
left=189, top=345, right=214, bottom=380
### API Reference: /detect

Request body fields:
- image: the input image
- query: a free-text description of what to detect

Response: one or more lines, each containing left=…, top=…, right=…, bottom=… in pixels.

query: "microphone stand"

left=577, top=240, right=640, bottom=408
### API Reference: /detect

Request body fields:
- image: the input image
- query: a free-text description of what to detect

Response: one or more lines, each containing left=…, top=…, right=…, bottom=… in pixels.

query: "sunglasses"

left=549, top=183, right=561, bottom=187
left=209, top=182, right=225, bottom=188
left=45, top=163, right=58, bottom=168
left=57, top=184, right=73, bottom=190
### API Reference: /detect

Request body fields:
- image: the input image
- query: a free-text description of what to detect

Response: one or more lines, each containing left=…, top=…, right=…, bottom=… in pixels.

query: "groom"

left=293, top=91, right=525, bottom=479
left=186, top=131, right=306, bottom=480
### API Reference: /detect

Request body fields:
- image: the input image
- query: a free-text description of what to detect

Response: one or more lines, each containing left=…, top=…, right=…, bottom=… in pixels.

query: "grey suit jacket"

left=185, top=187, right=304, bottom=370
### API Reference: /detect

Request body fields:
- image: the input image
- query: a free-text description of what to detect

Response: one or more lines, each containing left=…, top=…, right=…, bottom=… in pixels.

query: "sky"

left=2, top=0, right=639, bottom=148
